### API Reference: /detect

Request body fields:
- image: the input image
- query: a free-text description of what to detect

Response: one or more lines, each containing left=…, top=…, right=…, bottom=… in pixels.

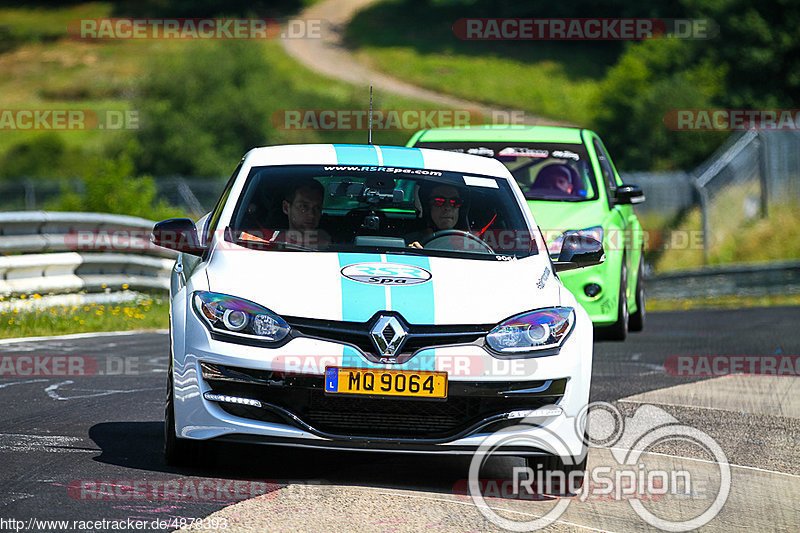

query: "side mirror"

left=553, top=235, right=604, bottom=272
left=614, top=184, right=645, bottom=205
left=151, top=218, right=204, bottom=256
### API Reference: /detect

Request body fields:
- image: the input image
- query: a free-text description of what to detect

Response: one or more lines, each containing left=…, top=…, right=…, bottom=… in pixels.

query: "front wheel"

left=628, top=254, right=646, bottom=332
left=164, top=369, right=206, bottom=467
left=598, top=259, right=628, bottom=341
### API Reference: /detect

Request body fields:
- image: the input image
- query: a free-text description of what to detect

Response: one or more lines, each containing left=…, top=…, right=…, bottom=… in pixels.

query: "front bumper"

left=559, top=260, right=621, bottom=326
left=171, top=300, right=593, bottom=458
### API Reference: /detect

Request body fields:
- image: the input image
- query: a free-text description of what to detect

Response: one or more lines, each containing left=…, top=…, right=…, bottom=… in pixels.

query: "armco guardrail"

left=647, top=260, right=800, bottom=300
left=0, top=211, right=175, bottom=297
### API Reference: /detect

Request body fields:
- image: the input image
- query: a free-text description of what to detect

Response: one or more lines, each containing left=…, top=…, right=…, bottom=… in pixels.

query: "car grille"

left=285, top=315, right=491, bottom=359
left=203, top=363, right=566, bottom=440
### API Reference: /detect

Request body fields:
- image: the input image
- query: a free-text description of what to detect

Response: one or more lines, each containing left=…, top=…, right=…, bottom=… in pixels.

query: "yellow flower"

left=122, top=284, right=129, bottom=290
left=32, top=294, right=42, bottom=299
left=20, top=294, right=26, bottom=299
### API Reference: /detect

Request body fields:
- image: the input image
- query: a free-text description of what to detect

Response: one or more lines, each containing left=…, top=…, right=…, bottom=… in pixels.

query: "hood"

left=204, top=247, right=559, bottom=325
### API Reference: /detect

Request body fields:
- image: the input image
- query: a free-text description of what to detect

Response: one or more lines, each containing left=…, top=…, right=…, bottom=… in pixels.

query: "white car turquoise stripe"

left=156, top=143, right=602, bottom=490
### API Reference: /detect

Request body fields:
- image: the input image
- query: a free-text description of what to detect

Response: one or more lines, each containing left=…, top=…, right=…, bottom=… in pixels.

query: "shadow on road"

left=88, top=421, right=557, bottom=501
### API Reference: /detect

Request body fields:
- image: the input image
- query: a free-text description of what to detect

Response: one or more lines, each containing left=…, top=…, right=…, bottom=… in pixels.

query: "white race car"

left=153, top=143, right=602, bottom=483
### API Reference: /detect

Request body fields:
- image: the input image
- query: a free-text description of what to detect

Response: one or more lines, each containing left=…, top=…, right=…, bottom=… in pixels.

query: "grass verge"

left=0, top=295, right=169, bottom=339
left=647, top=293, right=800, bottom=312
left=654, top=193, right=800, bottom=273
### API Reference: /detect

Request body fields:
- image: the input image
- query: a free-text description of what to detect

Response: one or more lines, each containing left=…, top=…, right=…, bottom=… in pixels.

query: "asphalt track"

left=0, top=307, right=798, bottom=532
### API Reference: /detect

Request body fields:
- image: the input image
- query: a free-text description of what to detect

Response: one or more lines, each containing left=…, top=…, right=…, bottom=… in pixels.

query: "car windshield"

left=227, top=164, right=537, bottom=260
left=413, top=141, right=598, bottom=202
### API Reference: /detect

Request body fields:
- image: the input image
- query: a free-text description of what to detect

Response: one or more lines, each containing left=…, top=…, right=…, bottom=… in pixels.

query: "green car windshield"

left=227, top=164, right=538, bottom=260
left=413, top=141, right=599, bottom=202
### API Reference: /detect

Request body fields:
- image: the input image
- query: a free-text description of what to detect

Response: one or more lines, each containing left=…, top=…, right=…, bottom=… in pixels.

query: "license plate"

left=324, top=367, right=447, bottom=399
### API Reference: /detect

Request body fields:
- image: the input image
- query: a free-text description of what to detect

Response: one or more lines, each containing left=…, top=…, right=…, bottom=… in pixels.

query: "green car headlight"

left=548, top=226, right=604, bottom=258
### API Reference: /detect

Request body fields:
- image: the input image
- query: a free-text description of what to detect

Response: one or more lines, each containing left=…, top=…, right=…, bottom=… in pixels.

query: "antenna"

left=368, top=85, right=373, bottom=145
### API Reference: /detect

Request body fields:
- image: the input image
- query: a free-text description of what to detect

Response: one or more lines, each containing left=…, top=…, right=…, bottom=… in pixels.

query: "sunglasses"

left=431, top=196, right=463, bottom=208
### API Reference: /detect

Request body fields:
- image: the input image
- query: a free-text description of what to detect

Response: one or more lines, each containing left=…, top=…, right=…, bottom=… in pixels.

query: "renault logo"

left=370, top=315, right=407, bottom=356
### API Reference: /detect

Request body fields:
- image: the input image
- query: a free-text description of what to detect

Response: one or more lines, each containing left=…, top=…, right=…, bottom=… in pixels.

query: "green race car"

left=407, top=126, right=645, bottom=340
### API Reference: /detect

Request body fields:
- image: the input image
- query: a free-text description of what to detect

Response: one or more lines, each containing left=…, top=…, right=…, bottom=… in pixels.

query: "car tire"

left=523, top=453, right=588, bottom=496
left=598, top=259, right=628, bottom=341
left=628, top=255, right=645, bottom=332
left=164, top=368, right=205, bottom=467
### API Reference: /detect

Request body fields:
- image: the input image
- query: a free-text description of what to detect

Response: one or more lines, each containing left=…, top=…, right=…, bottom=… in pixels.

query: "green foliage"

left=345, top=0, right=800, bottom=171
left=593, top=39, right=728, bottom=169
left=49, top=150, right=184, bottom=220
left=594, top=0, right=800, bottom=169
left=133, top=40, right=425, bottom=177
left=133, top=40, right=273, bottom=176
left=0, top=133, right=86, bottom=179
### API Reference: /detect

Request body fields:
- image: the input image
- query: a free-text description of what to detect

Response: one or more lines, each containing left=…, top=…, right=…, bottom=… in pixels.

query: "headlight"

left=193, top=291, right=290, bottom=342
left=486, top=307, right=574, bottom=355
left=548, top=226, right=604, bottom=258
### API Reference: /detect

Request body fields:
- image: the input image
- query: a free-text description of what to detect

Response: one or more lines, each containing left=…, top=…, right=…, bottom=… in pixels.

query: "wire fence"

left=691, top=130, right=800, bottom=263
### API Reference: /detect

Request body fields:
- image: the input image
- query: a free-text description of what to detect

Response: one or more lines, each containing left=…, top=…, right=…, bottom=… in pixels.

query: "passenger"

left=241, top=178, right=330, bottom=248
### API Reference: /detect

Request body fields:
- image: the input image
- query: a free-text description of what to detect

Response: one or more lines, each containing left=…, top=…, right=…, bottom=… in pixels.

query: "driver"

left=407, top=184, right=465, bottom=249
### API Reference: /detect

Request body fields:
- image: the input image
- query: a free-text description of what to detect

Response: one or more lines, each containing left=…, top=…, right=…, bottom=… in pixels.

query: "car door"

left=587, top=133, right=642, bottom=303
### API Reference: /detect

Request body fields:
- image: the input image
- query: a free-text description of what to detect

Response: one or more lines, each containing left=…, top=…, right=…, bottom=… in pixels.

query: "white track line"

left=0, top=329, right=168, bottom=345
left=368, top=490, right=617, bottom=533
left=596, top=445, right=800, bottom=479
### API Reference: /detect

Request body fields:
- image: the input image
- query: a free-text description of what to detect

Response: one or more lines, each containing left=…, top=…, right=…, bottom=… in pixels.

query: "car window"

left=592, top=139, right=618, bottom=193
left=205, top=161, right=241, bottom=245
left=226, top=164, right=538, bottom=260
left=412, top=141, right=598, bottom=202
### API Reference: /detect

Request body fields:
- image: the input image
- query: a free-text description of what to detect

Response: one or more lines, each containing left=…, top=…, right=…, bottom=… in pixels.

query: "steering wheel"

left=421, top=229, right=495, bottom=254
